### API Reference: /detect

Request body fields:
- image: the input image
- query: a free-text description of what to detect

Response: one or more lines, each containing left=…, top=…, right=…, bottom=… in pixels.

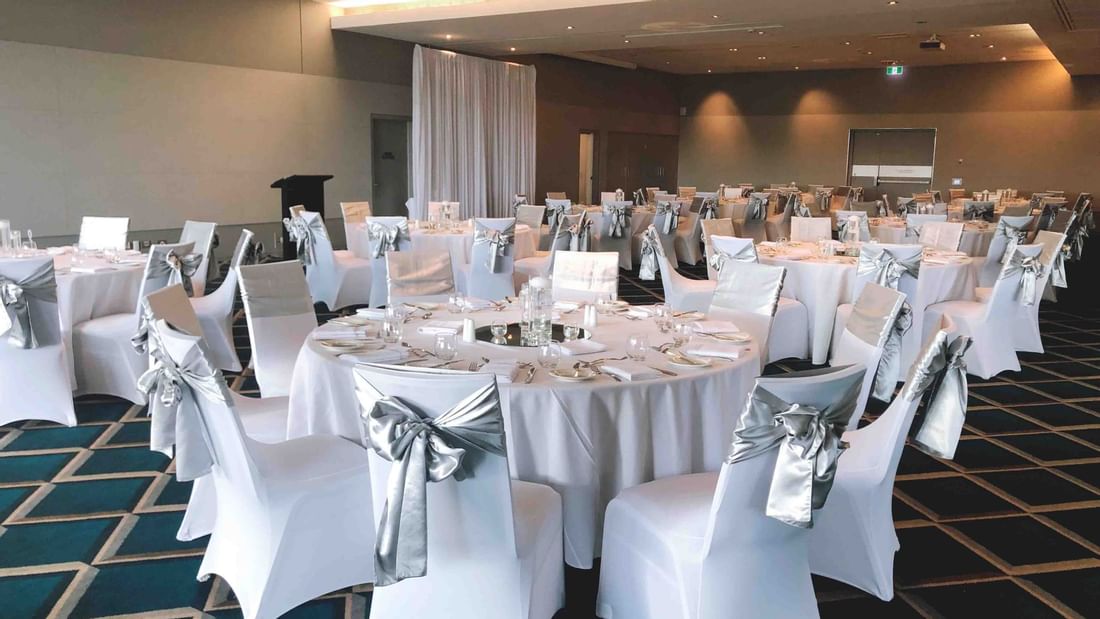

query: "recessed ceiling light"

left=707, top=69, right=713, bottom=73
left=1001, top=56, right=1007, bottom=61
left=624, top=39, right=630, bottom=43
left=729, top=48, right=738, bottom=52
left=865, top=51, right=874, bottom=55
left=566, top=25, right=574, bottom=30
left=844, top=41, right=852, bottom=45
left=888, top=1, right=898, bottom=5
left=969, top=33, right=981, bottom=38
left=794, top=66, right=800, bottom=70
left=712, top=15, right=719, bottom=19
left=757, top=55, right=767, bottom=60
left=665, top=61, right=671, bottom=64
left=756, top=30, right=766, bottom=35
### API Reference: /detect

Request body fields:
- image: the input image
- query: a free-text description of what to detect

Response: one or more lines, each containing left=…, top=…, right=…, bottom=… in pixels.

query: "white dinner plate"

left=665, top=353, right=711, bottom=368
left=549, top=367, right=598, bottom=382
left=702, top=332, right=752, bottom=343
left=319, top=339, right=384, bottom=353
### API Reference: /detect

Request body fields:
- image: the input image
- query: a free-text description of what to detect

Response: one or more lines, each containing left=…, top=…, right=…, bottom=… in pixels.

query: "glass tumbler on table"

left=627, top=334, right=648, bottom=362
left=537, top=342, right=560, bottom=369
left=434, top=332, right=457, bottom=361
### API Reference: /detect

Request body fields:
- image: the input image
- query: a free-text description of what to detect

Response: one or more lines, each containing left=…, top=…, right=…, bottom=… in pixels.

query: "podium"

left=271, top=174, right=334, bottom=259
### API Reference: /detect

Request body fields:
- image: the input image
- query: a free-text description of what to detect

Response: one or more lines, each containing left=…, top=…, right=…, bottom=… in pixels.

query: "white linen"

left=311, top=324, right=375, bottom=340
left=599, top=361, right=662, bottom=381
left=559, top=339, right=608, bottom=356
left=481, top=359, right=522, bottom=383
left=338, top=349, right=407, bottom=364
left=417, top=320, right=463, bottom=335
left=692, top=320, right=742, bottom=334
left=683, top=342, right=744, bottom=360
left=868, top=218, right=994, bottom=257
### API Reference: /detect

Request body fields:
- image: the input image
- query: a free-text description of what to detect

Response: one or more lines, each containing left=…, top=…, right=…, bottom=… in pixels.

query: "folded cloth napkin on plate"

left=355, top=308, right=386, bottom=320
left=625, top=307, right=655, bottom=319
left=692, top=320, right=741, bottom=334
left=462, top=297, right=495, bottom=311
left=339, top=349, right=408, bottom=364
left=417, top=320, right=463, bottom=335
left=312, top=324, right=373, bottom=340
left=560, top=339, right=608, bottom=356
left=599, top=361, right=662, bottom=381
left=69, top=265, right=116, bottom=273
left=682, top=342, right=743, bottom=360
left=480, top=359, right=521, bottom=383
left=47, top=246, right=73, bottom=256
left=553, top=301, right=581, bottom=312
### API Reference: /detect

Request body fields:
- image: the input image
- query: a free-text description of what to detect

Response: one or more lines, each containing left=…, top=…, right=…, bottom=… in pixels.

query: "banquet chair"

left=78, top=216, right=129, bottom=251
left=340, top=201, right=372, bottom=257
left=0, top=256, right=75, bottom=427
left=515, top=205, right=547, bottom=250
left=292, top=211, right=372, bottom=311
left=460, top=218, right=517, bottom=301
left=765, top=194, right=807, bottom=241
left=895, top=196, right=917, bottom=216
left=962, top=200, right=996, bottom=222
left=830, top=283, right=907, bottom=430
left=1001, top=204, right=1032, bottom=217
left=143, top=284, right=290, bottom=542
left=639, top=226, right=713, bottom=313
left=948, top=188, right=967, bottom=201
left=707, top=258, right=788, bottom=369
left=918, top=221, right=964, bottom=251
left=515, top=212, right=586, bottom=281
left=386, top=250, right=456, bottom=306
left=709, top=236, right=809, bottom=364
left=812, top=188, right=835, bottom=213
left=179, top=220, right=218, bottom=297
left=810, top=320, right=965, bottom=600
left=903, top=214, right=947, bottom=243
left=645, top=186, right=660, bottom=203
left=597, top=201, right=634, bottom=269
left=835, top=210, right=871, bottom=242
left=190, top=229, right=255, bottom=371
left=597, top=364, right=866, bottom=619
left=238, top=261, right=318, bottom=398
left=72, top=241, right=196, bottom=403
left=146, top=320, right=373, bottom=619
left=356, top=364, right=564, bottom=619
left=701, top=219, right=734, bottom=279
left=677, top=186, right=697, bottom=199
left=923, top=244, right=1044, bottom=378
left=644, top=201, right=680, bottom=262
left=551, top=251, right=619, bottom=303
left=673, top=210, right=704, bottom=265
left=546, top=192, right=568, bottom=200
left=542, top=199, right=575, bottom=251
left=791, top=216, right=832, bottom=243
left=364, top=216, right=411, bottom=308
left=289, top=205, right=306, bottom=218
left=738, top=192, right=770, bottom=243
left=600, top=191, right=618, bottom=206
left=977, top=215, right=1035, bottom=287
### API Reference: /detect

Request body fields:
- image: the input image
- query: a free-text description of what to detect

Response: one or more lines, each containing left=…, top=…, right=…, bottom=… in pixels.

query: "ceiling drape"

left=411, top=45, right=536, bottom=220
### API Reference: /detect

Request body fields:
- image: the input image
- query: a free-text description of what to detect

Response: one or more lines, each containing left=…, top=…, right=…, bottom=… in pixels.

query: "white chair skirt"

left=0, top=344, right=76, bottom=427
left=72, top=313, right=146, bottom=403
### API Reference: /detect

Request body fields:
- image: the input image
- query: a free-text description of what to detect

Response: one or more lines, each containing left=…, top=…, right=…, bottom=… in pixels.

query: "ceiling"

left=325, top=0, right=1100, bottom=75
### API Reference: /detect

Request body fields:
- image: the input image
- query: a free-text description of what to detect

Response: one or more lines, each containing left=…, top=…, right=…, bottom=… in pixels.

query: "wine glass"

left=448, top=293, right=465, bottom=314
left=537, top=342, right=560, bottom=369
left=434, top=332, right=457, bottom=361
left=672, top=320, right=694, bottom=349
left=627, top=334, right=648, bottom=362
left=382, top=316, right=403, bottom=344
left=563, top=322, right=581, bottom=341
left=490, top=320, right=508, bottom=345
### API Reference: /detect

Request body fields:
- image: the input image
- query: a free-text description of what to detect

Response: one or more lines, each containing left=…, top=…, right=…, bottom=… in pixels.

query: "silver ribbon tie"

left=639, top=228, right=660, bottom=280
left=0, top=261, right=56, bottom=349
left=1000, top=252, right=1045, bottom=306
left=472, top=223, right=514, bottom=273
left=727, top=379, right=860, bottom=528
left=698, top=197, right=718, bottom=221
left=605, top=204, right=629, bottom=238
left=709, top=243, right=757, bottom=274
left=656, top=201, right=679, bottom=234
left=871, top=302, right=912, bottom=402
left=368, top=220, right=410, bottom=259
left=568, top=217, right=592, bottom=251
left=546, top=204, right=569, bottom=235
left=164, top=250, right=203, bottom=297
left=283, top=216, right=310, bottom=263
left=747, top=194, right=769, bottom=221
left=857, top=246, right=921, bottom=290
left=995, top=219, right=1028, bottom=265
left=903, top=332, right=973, bottom=459
left=816, top=190, right=832, bottom=213
left=964, top=201, right=994, bottom=221
left=363, top=383, right=506, bottom=586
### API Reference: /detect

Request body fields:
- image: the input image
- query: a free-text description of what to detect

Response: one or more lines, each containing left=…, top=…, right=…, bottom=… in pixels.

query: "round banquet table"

left=868, top=218, right=996, bottom=257
left=758, top=243, right=976, bottom=365
left=286, top=304, right=760, bottom=569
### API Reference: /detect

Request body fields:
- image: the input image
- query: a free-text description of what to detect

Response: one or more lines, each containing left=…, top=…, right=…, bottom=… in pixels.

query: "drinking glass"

left=434, top=332, right=457, bottom=361
left=596, top=295, right=614, bottom=316
left=672, top=320, right=694, bottom=349
left=563, top=322, right=581, bottom=341
left=448, top=293, right=465, bottom=314
left=537, top=342, right=560, bottom=369
left=490, top=320, right=508, bottom=345
left=382, top=316, right=403, bottom=344
left=627, top=334, right=648, bottom=362
left=653, top=303, right=671, bottom=333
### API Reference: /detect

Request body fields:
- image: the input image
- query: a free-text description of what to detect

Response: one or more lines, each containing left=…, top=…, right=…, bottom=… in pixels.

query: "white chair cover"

left=903, top=213, right=947, bottom=242
left=673, top=211, right=704, bottom=265
left=919, top=221, right=964, bottom=251
left=701, top=220, right=734, bottom=279
left=830, top=283, right=906, bottom=429
left=179, top=220, right=218, bottom=298
left=651, top=201, right=680, bottom=262
left=237, top=261, right=317, bottom=398
left=386, top=250, right=456, bottom=306
left=340, top=201, right=372, bottom=257
left=1014, top=231, right=1065, bottom=353
left=294, top=211, right=373, bottom=311
left=462, top=218, right=517, bottom=301
left=515, top=205, right=546, bottom=252
left=637, top=225, right=714, bottom=313
left=551, top=251, right=618, bottom=303
left=78, top=216, right=129, bottom=251
left=978, top=215, right=1034, bottom=287
left=598, top=202, right=634, bottom=269
left=597, top=365, right=867, bottom=619
left=765, top=193, right=801, bottom=241
left=835, top=210, right=871, bottom=242
left=0, top=256, right=75, bottom=427
left=355, top=364, right=564, bottom=619
left=364, top=216, right=411, bottom=308
left=190, top=229, right=256, bottom=371
left=739, top=193, right=770, bottom=243
left=790, top=216, right=832, bottom=243
left=145, top=319, right=373, bottom=618
left=708, top=259, right=786, bottom=369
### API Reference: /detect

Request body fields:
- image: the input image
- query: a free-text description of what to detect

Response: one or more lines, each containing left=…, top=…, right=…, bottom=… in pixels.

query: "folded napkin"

left=682, top=342, right=743, bottom=360
left=417, top=320, right=463, bottom=335
left=462, top=297, right=495, bottom=311
left=624, top=307, right=655, bottom=319
left=599, top=361, right=662, bottom=382
left=553, top=301, right=582, bottom=312
left=559, top=339, right=608, bottom=356
left=339, top=349, right=408, bottom=364
left=692, top=320, right=741, bottom=335
left=355, top=308, right=386, bottom=320
left=70, top=265, right=116, bottom=274
left=480, top=359, right=521, bottom=383
left=312, top=324, right=373, bottom=340
left=47, top=246, right=73, bottom=256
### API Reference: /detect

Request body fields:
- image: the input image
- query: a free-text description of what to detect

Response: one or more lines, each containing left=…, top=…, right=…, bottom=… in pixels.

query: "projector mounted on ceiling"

left=920, top=34, right=946, bottom=51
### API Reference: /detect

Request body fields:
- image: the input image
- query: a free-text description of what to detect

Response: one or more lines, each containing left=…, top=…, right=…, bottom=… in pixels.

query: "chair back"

left=701, top=220, right=735, bottom=278
left=677, top=186, right=696, bottom=199
left=551, top=251, right=618, bottom=303
left=386, top=250, right=456, bottom=306
left=850, top=201, right=881, bottom=217
left=645, top=187, right=660, bottom=203
left=850, top=243, right=922, bottom=299
left=341, top=202, right=372, bottom=256
left=468, top=218, right=517, bottom=301
left=918, top=221, right=964, bottom=251
left=599, top=192, right=618, bottom=206
left=831, top=283, right=906, bottom=427
left=138, top=242, right=197, bottom=312
left=710, top=260, right=786, bottom=367
left=986, top=244, right=1044, bottom=320
left=145, top=284, right=204, bottom=337
left=599, top=202, right=634, bottom=269
left=0, top=256, right=61, bottom=347
left=289, top=205, right=306, bottom=218
left=546, top=192, right=568, bottom=201
left=79, top=216, right=129, bottom=251
left=1001, top=204, right=1032, bottom=217
left=980, top=215, right=1034, bottom=286
left=179, top=220, right=218, bottom=295
left=790, top=216, right=831, bottom=242
left=237, top=261, right=316, bottom=397
left=948, top=188, right=967, bottom=201
left=835, top=210, right=870, bottom=242
left=296, top=211, right=339, bottom=305
left=652, top=202, right=680, bottom=259
left=699, top=364, right=867, bottom=618
left=202, top=229, right=256, bottom=317
left=904, top=213, right=947, bottom=241
left=364, top=216, right=412, bottom=307
left=515, top=205, right=545, bottom=234
left=340, top=201, right=372, bottom=223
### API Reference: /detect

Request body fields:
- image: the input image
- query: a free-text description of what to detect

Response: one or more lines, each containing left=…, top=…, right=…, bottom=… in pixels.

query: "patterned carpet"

left=1, top=264, right=1098, bottom=618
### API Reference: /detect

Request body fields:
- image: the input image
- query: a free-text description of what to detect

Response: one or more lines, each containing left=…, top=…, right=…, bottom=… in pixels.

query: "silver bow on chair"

left=870, top=302, right=912, bottom=402
left=164, top=250, right=203, bottom=297
left=746, top=194, right=769, bottom=221
left=836, top=216, right=861, bottom=241
left=0, top=261, right=56, bottom=349
left=568, top=216, right=592, bottom=251
left=1000, top=251, right=1045, bottom=306
left=136, top=323, right=227, bottom=482
left=857, top=246, right=921, bottom=290
left=638, top=227, right=661, bottom=280
left=511, top=194, right=528, bottom=215
left=815, top=190, right=832, bottom=213
left=605, top=203, right=630, bottom=238
left=283, top=216, right=308, bottom=259
left=964, top=201, right=995, bottom=222
left=633, top=188, right=646, bottom=206
left=242, top=240, right=265, bottom=266
left=361, top=381, right=506, bottom=586
left=726, top=378, right=860, bottom=528
left=546, top=203, right=570, bottom=235
left=656, top=201, right=679, bottom=234
left=794, top=201, right=812, bottom=218
left=903, top=332, right=973, bottom=459
left=699, top=197, right=718, bottom=221
left=709, top=243, right=758, bottom=274
left=1064, top=204, right=1092, bottom=263
left=994, top=219, right=1029, bottom=265
left=473, top=222, right=514, bottom=273
left=367, top=220, right=410, bottom=259
left=1049, top=247, right=1068, bottom=289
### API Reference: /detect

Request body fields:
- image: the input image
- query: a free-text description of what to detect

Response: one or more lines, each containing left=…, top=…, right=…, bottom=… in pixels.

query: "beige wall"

left=678, top=60, right=1100, bottom=197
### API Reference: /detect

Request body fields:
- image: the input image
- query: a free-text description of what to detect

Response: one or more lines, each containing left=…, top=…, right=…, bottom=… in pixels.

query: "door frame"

left=370, top=114, right=413, bottom=210
left=579, top=129, right=600, bottom=205
left=845, top=127, right=938, bottom=189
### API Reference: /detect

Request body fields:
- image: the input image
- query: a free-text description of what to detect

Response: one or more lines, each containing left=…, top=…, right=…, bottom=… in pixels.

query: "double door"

left=603, top=132, right=679, bottom=197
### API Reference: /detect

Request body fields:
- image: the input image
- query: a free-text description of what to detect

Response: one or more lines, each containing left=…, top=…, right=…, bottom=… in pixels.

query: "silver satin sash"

left=1065, top=204, right=1092, bottom=262
left=709, top=243, right=758, bottom=274
left=871, top=302, right=912, bottom=402
left=698, top=197, right=718, bottom=221
left=994, top=218, right=1029, bottom=265
left=856, top=246, right=921, bottom=290
left=283, top=216, right=309, bottom=263
left=1036, top=202, right=1060, bottom=231
left=964, top=201, right=995, bottom=221
left=568, top=216, right=592, bottom=251
left=815, top=190, right=832, bottom=213
left=242, top=240, right=264, bottom=266
left=0, top=261, right=56, bottom=349
left=604, top=204, right=630, bottom=238
left=639, top=227, right=660, bottom=280
left=726, top=379, right=860, bottom=528
left=136, top=327, right=227, bottom=482
left=511, top=194, right=528, bottom=215
left=546, top=204, right=570, bottom=235
left=1000, top=251, right=1045, bottom=306
left=146, top=249, right=203, bottom=297
left=368, top=220, right=410, bottom=259
left=794, top=202, right=812, bottom=218
left=656, top=201, right=679, bottom=234
left=876, top=200, right=889, bottom=218
left=472, top=222, right=515, bottom=273
left=896, top=198, right=916, bottom=217
left=1049, top=248, right=1067, bottom=288
left=903, top=332, right=973, bottom=459
left=362, top=384, right=506, bottom=586
left=836, top=216, right=858, bottom=241
left=746, top=194, right=769, bottom=221
left=633, top=188, right=646, bottom=206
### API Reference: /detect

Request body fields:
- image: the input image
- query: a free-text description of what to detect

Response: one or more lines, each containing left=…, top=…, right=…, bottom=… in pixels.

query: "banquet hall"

left=1, top=0, right=1099, bottom=617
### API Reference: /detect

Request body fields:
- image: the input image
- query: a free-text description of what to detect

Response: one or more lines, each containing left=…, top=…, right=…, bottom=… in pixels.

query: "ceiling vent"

left=1052, top=0, right=1100, bottom=31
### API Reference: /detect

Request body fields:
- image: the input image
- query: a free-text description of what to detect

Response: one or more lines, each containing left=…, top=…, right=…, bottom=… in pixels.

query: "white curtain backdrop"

left=411, top=45, right=536, bottom=220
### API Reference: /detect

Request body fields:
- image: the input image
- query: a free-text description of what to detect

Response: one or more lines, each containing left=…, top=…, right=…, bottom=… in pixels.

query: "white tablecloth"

left=759, top=244, right=976, bottom=364
left=286, top=305, right=759, bottom=568
left=868, top=219, right=995, bottom=257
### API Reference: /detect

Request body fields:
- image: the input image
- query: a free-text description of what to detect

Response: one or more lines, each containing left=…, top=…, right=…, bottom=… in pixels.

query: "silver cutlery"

left=648, top=365, right=678, bottom=377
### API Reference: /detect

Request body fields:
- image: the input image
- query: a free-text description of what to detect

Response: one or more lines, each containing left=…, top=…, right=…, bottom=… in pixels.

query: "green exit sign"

left=886, top=65, right=904, bottom=76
